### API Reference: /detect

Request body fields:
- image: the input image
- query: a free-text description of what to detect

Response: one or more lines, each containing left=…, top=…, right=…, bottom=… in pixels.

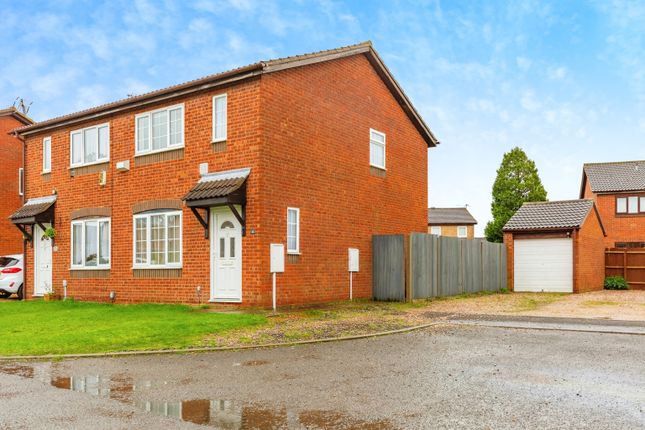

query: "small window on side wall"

left=287, top=207, right=300, bottom=254
left=457, top=226, right=467, bottom=238
left=430, top=226, right=441, bottom=236
left=43, top=137, right=51, bottom=173
left=18, top=168, right=24, bottom=196
left=616, top=197, right=627, bottom=213
left=369, top=129, right=386, bottom=170
left=212, top=94, right=227, bottom=142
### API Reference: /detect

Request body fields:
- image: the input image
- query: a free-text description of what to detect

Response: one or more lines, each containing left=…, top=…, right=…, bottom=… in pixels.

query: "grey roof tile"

left=10, top=196, right=56, bottom=221
left=503, top=199, right=594, bottom=231
left=584, top=160, right=645, bottom=193
left=428, top=207, right=477, bottom=225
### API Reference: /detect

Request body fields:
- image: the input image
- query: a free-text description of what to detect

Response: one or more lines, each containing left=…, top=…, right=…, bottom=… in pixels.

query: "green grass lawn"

left=0, top=301, right=266, bottom=356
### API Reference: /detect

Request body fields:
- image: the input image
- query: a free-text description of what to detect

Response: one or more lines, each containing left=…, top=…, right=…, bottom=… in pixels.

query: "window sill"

left=287, top=251, right=301, bottom=256
left=135, top=145, right=184, bottom=158
left=70, top=267, right=111, bottom=271
left=211, top=138, right=227, bottom=144
left=369, top=164, right=386, bottom=171
left=69, top=160, right=110, bottom=170
left=41, top=171, right=51, bottom=175
left=132, top=266, right=183, bottom=270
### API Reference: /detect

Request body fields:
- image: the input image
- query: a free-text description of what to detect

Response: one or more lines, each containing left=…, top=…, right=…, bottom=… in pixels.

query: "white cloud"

left=547, top=66, right=568, bottom=80
left=516, top=56, right=532, bottom=71
left=520, top=90, right=541, bottom=111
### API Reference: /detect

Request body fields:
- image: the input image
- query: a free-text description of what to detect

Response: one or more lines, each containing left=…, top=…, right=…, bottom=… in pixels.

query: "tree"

left=485, top=147, right=547, bottom=242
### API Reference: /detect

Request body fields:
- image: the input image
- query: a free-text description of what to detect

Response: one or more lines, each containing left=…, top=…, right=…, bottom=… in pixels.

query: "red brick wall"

left=22, top=54, right=430, bottom=306
left=574, top=209, right=605, bottom=293
left=503, top=232, right=514, bottom=291
left=583, top=178, right=645, bottom=248
left=0, top=115, right=24, bottom=255
left=259, top=54, right=428, bottom=306
left=23, top=79, right=263, bottom=303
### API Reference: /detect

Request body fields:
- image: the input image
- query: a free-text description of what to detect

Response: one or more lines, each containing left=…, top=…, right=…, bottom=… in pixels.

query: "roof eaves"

left=0, top=107, right=34, bottom=126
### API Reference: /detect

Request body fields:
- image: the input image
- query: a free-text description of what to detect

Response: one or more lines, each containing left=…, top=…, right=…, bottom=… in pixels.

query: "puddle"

left=0, top=363, right=395, bottom=429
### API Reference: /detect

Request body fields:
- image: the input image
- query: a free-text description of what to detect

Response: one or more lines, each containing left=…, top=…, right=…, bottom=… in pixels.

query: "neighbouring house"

left=0, top=107, right=33, bottom=255
left=580, top=160, right=645, bottom=249
left=427, top=207, right=477, bottom=239
left=503, top=200, right=606, bottom=293
left=10, top=42, right=439, bottom=306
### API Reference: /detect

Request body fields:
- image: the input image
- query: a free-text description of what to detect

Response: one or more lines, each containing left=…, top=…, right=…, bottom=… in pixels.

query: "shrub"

left=604, top=276, right=629, bottom=290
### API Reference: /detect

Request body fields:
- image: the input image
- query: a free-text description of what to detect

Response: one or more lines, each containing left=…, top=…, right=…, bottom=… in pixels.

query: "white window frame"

left=18, top=168, right=24, bottom=196
left=212, top=93, right=227, bottom=143
left=627, top=196, right=639, bottom=214
left=430, top=226, right=442, bottom=236
left=135, top=104, right=184, bottom=156
left=70, top=218, right=111, bottom=270
left=641, top=197, right=645, bottom=213
left=457, top=226, right=468, bottom=238
left=132, top=210, right=183, bottom=269
left=287, top=207, right=300, bottom=255
left=616, top=197, right=627, bottom=213
left=369, top=128, right=386, bottom=170
left=43, top=136, right=51, bottom=173
left=69, top=123, right=110, bottom=167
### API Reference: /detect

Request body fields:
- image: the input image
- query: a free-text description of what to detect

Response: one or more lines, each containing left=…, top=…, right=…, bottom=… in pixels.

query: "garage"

left=514, top=238, right=573, bottom=292
left=503, top=199, right=606, bottom=294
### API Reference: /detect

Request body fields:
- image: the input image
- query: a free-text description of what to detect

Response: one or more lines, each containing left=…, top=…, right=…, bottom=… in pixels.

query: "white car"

left=0, top=255, right=24, bottom=299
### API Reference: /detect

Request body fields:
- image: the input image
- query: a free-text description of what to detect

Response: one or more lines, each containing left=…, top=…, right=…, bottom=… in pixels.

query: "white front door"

left=210, top=209, right=242, bottom=302
left=514, top=238, right=573, bottom=293
left=34, top=224, right=53, bottom=296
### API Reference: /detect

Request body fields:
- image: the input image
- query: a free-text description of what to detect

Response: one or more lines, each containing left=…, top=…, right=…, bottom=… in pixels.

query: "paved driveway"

left=1, top=321, right=644, bottom=429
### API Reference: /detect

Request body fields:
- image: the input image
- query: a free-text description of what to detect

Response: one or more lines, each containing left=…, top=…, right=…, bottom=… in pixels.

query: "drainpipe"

left=14, top=130, right=27, bottom=301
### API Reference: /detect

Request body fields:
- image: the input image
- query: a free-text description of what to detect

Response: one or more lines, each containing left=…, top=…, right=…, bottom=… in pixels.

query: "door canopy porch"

left=183, top=167, right=250, bottom=238
left=10, top=195, right=57, bottom=242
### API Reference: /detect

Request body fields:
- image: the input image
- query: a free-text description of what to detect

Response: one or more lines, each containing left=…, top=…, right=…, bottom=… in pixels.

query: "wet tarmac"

left=1, top=323, right=644, bottom=429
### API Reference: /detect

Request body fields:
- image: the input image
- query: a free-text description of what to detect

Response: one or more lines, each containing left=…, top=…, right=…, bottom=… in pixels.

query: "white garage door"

left=514, top=238, right=573, bottom=293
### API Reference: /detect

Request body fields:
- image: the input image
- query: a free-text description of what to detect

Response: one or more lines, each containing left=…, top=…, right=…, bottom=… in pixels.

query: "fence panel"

left=605, top=249, right=645, bottom=289
left=372, top=235, right=406, bottom=301
left=463, top=239, right=483, bottom=293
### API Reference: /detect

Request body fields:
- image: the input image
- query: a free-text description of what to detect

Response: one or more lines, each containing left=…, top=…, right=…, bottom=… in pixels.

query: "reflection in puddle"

left=0, top=363, right=395, bottom=429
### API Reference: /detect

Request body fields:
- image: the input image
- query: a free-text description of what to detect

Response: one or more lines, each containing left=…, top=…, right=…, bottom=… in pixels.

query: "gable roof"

left=0, top=107, right=33, bottom=126
left=427, top=207, right=477, bottom=225
left=503, top=199, right=604, bottom=233
left=581, top=160, right=645, bottom=196
left=14, top=41, right=439, bottom=147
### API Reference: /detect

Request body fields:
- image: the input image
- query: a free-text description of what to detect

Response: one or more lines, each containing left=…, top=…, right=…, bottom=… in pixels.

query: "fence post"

left=623, top=249, right=627, bottom=280
left=405, top=234, right=412, bottom=302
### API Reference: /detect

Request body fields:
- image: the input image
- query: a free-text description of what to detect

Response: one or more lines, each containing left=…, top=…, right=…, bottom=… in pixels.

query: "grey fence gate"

left=372, top=235, right=405, bottom=301
left=373, top=233, right=506, bottom=301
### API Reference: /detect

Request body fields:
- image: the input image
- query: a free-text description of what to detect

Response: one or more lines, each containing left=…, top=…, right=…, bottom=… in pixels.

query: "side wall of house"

left=427, top=224, right=475, bottom=239
left=23, top=79, right=263, bottom=303
left=0, top=116, right=24, bottom=255
left=583, top=178, right=645, bottom=248
left=259, top=54, right=429, bottom=306
left=574, top=210, right=605, bottom=293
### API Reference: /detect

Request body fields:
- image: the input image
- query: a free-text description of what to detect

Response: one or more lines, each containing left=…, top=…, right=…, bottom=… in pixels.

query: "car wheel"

left=0, top=291, right=11, bottom=299
left=16, top=285, right=24, bottom=300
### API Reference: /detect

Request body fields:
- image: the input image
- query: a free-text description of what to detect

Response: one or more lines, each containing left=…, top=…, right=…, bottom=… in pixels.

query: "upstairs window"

left=212, top=94, right=227, bottom=142
left=18, top=168, right=24, bottom=196
left=43, top=137, right=51, bottom=173
left=71, top=218, right=111, bottom=269
left=70, top=124, right=109, bottom=167
left=287, top=207, right=300, bottom=254
left=457, top=226, right=468, bottom=238
left=135, top=105, right=184, bottom=155
left=369, top=129, right=386, bottom=169
left=617, top=196, right=644, bottom=214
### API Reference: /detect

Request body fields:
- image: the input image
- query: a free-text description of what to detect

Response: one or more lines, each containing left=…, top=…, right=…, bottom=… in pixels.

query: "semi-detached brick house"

left=11, top=42, right=439, bottom=306
left=580, top=160, right=645, bottom=249
left=0, top=107, right=33, bottom=256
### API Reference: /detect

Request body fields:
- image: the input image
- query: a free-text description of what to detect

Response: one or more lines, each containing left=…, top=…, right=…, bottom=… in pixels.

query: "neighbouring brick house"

left=427, top=207, right=477, bottom=239
left=0, top=107, right=33, bottom=255
left=11, top=42, right=439, bottom=306
left=503, top=200, right=606, bottom=293
left=580, top=160, right=645, bottom=249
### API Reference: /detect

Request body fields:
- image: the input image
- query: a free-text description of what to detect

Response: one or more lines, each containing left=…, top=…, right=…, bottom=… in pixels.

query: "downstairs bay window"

left=133, top=211, right=182, bottom=268
left=71, top=218, right=111, bottom=269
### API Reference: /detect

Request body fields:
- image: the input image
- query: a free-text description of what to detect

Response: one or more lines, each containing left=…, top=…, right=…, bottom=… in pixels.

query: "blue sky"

left=2, top=0, right=643, bottom=235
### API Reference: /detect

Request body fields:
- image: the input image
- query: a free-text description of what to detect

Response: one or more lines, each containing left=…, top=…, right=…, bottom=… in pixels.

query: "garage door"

left=514, top=238, right=573, bottom=293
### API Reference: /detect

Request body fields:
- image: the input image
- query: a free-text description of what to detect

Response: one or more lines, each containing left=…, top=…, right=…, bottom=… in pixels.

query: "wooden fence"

left=373, top=233, right=507, bottom=301
left=605, top=248, right=645, bottom=289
